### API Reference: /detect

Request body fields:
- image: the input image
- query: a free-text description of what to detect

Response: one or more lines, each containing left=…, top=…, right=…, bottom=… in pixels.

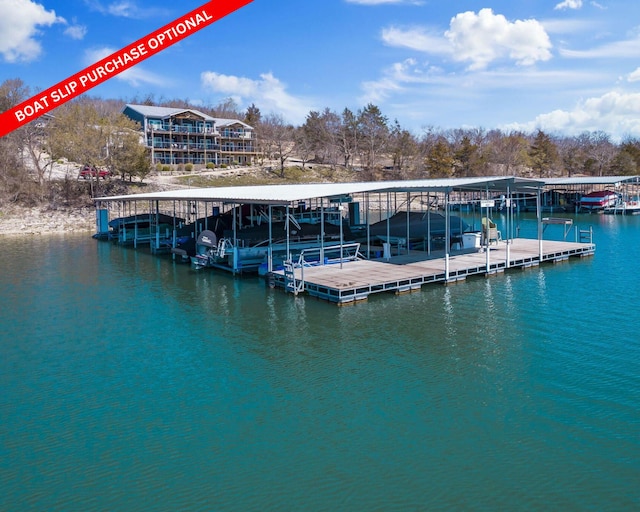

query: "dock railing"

left=282, top=243, right=364, bottom=295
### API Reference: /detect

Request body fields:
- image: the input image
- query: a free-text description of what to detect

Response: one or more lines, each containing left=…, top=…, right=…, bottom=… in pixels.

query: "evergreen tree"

left=528, top=129, right=558, bottom=177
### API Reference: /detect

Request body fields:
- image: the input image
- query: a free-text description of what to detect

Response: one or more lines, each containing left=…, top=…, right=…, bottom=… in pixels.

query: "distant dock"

left=270, top=238, right=595, bottom=305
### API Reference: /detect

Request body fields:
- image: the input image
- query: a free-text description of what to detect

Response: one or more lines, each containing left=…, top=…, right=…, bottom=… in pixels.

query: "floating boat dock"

left=270, top=238, right=595, bottom=305
left=94, top=175, right=618, bottom=305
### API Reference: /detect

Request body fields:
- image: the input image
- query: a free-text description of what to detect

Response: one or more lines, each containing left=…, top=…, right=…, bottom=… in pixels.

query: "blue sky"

left=3, top=0, right=640, bottom=140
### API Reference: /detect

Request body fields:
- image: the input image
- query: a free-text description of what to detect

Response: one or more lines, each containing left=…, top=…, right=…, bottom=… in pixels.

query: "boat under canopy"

left=366, top=211, right=470, bottom=244
left=224, top=219, right=352, bottom=246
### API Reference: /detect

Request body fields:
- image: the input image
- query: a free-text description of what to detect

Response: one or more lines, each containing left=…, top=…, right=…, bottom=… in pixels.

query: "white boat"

left=603, top=197, right=640, bottom=215
left=579, top=190, right=619, bottom=211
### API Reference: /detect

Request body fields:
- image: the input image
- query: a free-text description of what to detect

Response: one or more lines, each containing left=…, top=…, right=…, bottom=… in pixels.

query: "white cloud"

left=627, top=68, right=640, bottom=82
left=540, top=18, right=598, bottom=35
left=560, top=36, right=640, bottom=59
left=0, top=0, right=64, bottom=62
left=200, top=71, right=313, bottom=125
left=445, top=9, right=552, bottom=70
left=83, top=0, right=168, bottom=19
left=84, top=47, right=166, bottom=87
left=64, top=24, right=87, bottom=40
left=555, top=0, right=583, bottom=10
left=359, top=58, right=447, bottom=103
left=382, top=26, right=451, bottom=54
left=506, top=91, right=640, bottom=140
left=382, top=9, right=552, bottom=70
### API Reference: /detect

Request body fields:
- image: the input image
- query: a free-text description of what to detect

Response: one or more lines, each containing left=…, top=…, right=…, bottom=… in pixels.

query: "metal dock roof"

left=96, top=176, right=546, bottom=205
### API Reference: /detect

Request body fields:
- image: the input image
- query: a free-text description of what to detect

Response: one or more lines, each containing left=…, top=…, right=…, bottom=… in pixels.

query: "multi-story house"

left=122, top=104, right=257, bottom=166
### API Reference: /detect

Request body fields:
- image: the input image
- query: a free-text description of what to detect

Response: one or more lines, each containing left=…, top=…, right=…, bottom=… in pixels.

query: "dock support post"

left=484, top=186, right=491, bottom=274
left=506, top=184, right=511, bottom=269
left=537, top=185, right=543, bottom=261
left=445, top=189, right=450, bottom=281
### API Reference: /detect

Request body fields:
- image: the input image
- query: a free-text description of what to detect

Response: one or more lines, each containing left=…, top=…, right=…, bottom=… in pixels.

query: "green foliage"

left=528, top=130, right=559, bottom=177
left=425, top=140, right=455, bottom=178
left=244, top=103, right=261, bottom=126
left=185, top=163, right=193, bottom=172
left=609, top=151, right=637, bottom=176
left=206, top=162, right=215, bottom=169
left=357, top=103, right=389, bottom=170
left=610, top=139, right=640, bottom=175
left=162, top=165, right=171, bottom=173
left=453, top=136, right=478, bottom=177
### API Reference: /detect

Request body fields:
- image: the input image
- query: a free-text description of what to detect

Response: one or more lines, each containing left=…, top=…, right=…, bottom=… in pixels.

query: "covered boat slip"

left=541, top=176, right=640, bottom=213
left=94, top=176, right=596, bottom=302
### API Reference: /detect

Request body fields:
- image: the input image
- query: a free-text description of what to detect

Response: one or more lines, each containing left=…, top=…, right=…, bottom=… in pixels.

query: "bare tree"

left=357, top=103, right=388, bottom=171
left=259, top=113, right=295, bottom=177
left=47, top=99, right=149, bottom=195
left=389, top=119, right=418, bottom=176
left=292, top=126, right=314, bottom=169
left=584, top=130, right=616, bottom=176
left=336, top=108, right=358, bottom=169
left=0, top=79, right=31, bottom=203
left=485, top=129, right=530, bottom=176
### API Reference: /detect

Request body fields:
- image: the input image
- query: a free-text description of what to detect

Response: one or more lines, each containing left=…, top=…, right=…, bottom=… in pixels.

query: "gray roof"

left=124, top=104, right=252, bottom=129
left=540, top=176, right=640, bottom=187
left=95, top=176, right=546, bottom=205
left=210, top=118, right=253, bottom=129
left=125, top=104, right=215, bottom=121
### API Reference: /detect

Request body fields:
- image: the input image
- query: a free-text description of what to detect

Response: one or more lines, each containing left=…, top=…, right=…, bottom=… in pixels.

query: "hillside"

left=0, top=161, right=364, bottom=236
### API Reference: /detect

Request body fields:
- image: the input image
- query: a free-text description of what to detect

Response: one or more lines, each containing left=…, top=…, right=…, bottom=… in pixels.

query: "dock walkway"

left=270, top=238, right=595, bottom=304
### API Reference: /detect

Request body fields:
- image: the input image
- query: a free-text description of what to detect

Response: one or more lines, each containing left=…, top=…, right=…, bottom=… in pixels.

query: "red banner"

left=0, top=0, right=253, bottom=138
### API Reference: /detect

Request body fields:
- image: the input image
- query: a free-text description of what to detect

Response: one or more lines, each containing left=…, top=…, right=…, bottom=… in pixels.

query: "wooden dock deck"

left=270, top=238, right=595, bottom=304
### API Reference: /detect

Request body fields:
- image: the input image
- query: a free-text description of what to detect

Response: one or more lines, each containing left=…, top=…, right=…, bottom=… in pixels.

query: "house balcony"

left=220, top=132, right=253, bottom=140
left=220, top=147, right=256, bottom=154
left=148, top=125, right=219, bottom=135
left=151, top=141, right=220, bottom=151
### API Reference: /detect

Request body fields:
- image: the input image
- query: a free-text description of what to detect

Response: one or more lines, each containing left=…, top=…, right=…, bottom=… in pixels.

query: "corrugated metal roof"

left=95, top=176, right=546, bottom=205
left=541, top=176, right=640, bottom=187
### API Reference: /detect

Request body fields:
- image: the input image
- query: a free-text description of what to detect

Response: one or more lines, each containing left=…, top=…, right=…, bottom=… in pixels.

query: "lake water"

left=1, top=212, right=639, bottom=511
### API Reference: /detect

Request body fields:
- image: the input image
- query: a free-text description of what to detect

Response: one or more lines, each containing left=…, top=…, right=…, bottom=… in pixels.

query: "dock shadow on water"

left=1, top=221, right=639, bottom=511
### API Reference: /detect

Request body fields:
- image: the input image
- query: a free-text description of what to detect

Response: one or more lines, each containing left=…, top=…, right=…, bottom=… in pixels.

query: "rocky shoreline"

left=0, top=206, right=96, bottom=236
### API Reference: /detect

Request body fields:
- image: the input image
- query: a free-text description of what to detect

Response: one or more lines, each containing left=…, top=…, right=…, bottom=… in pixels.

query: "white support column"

left=444, top=189, right=450, bottom=281
left=506, top=183, right=511, bottom=269
left=537, top=185, right=543, bottom=261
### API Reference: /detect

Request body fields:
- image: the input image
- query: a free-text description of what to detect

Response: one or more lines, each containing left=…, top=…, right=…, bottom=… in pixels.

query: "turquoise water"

left=1, top=213, right=639, bottom=511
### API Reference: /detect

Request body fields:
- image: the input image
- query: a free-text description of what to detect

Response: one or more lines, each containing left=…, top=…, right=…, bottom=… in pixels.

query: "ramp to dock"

left=269, top=238, right=595, bottom=304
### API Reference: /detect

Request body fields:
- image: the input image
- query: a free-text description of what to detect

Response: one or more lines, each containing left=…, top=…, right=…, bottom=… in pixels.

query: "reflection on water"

left=1, top=217, right=640, bottom=511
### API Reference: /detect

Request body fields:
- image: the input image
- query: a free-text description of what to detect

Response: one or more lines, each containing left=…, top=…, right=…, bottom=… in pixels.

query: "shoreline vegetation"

left=0, top=163, right=362, bottom=237
left=4, top=85, right=638, bottom=238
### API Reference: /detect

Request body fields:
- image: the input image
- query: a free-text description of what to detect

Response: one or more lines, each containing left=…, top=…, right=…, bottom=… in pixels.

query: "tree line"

left=2, top=77, right=640, bottom=207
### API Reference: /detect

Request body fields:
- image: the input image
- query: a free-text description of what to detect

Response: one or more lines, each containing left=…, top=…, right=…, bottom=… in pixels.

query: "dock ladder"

left=283, top=260, right=304, bottom=295
left=578, top=226, right=593, bottom=244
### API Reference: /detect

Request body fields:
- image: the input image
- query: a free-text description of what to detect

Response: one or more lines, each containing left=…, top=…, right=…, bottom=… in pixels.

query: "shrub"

left=185, top=163, right=193, bottom=172
left=162, top=165, right=171, bottom=173
left=206, top=162, right=215, bottom=169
